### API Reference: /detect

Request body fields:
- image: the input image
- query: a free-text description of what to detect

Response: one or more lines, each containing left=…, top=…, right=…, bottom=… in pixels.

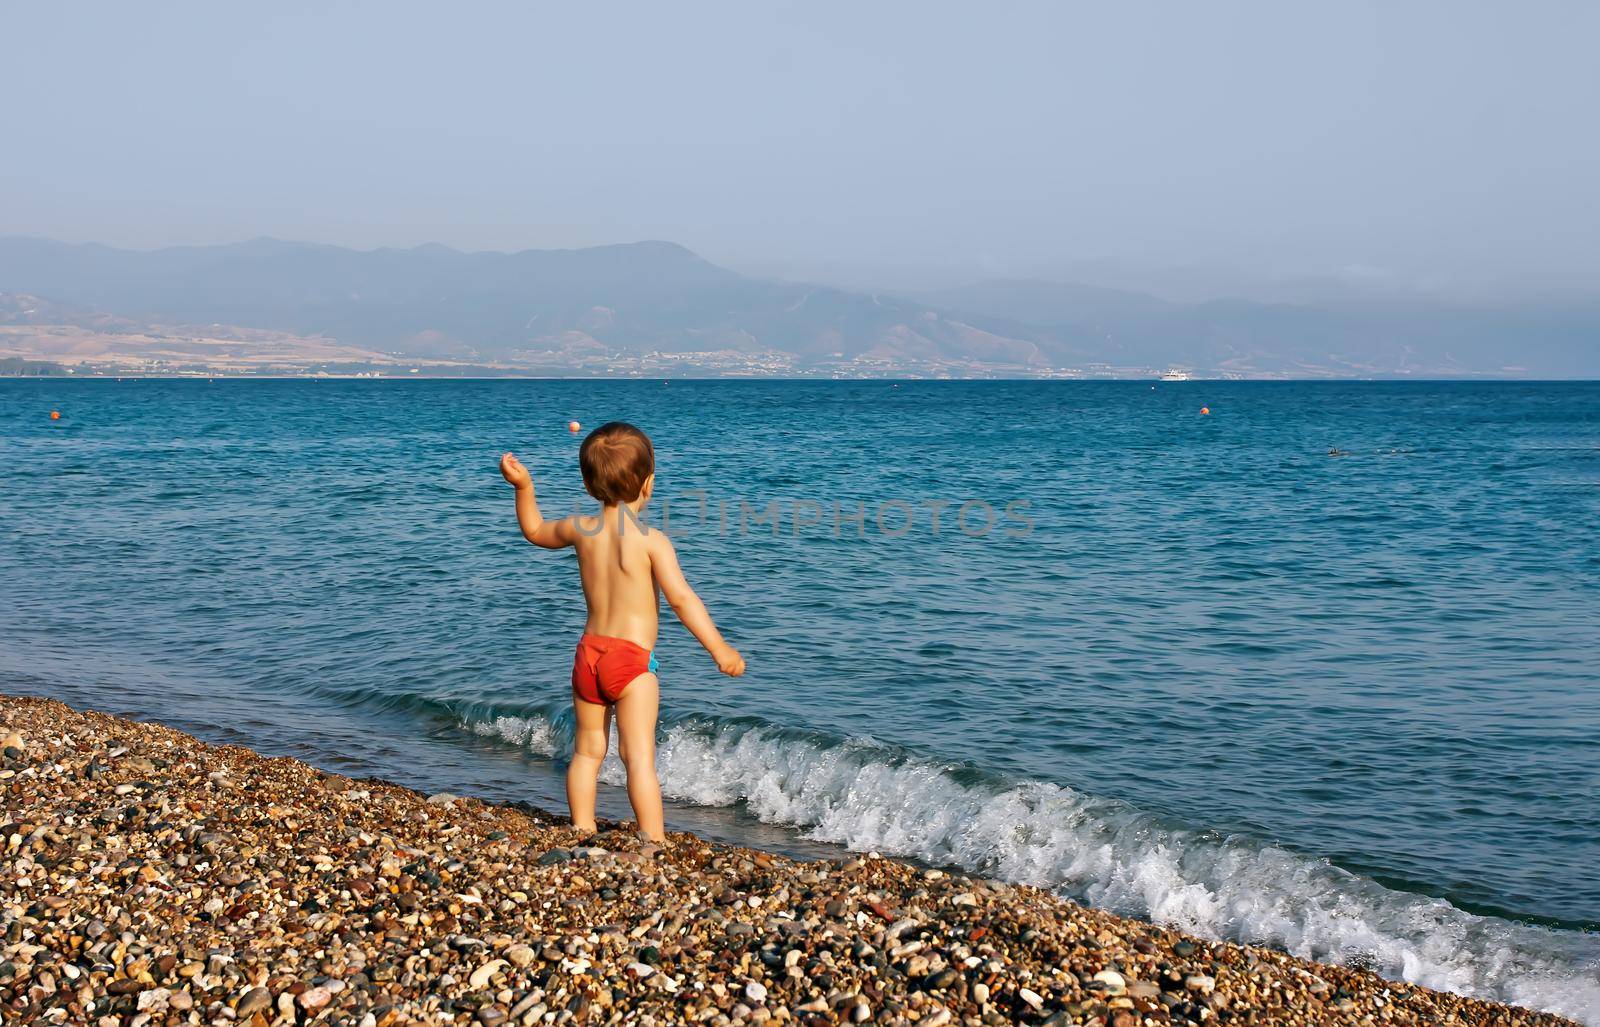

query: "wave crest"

left=458, top=705, right=1599, bottom=1024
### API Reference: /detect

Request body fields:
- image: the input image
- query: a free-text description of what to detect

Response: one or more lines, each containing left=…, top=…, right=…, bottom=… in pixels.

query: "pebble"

left=470, top=958, right=508, bottom=988
left=236, top=986, right=272, bottom=1016
left=1093, top=968, right=1128, bottom=994
left=298, top=985, right=332, bottom=1011
left=0, top=694, right=1573, bottom=1027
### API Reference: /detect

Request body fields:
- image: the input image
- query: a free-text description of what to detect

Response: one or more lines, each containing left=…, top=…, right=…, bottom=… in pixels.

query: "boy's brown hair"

left=579, top=422, right=655, bottom=504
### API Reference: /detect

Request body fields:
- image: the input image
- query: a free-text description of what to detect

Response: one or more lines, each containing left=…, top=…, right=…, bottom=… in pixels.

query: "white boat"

left=1160, top=369, right=1191, bottom=382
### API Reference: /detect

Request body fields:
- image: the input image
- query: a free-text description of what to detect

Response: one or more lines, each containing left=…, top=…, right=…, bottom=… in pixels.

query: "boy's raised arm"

left=500, top=453, right=578, bottom=549
left=649, top=531, right=745, bottom=676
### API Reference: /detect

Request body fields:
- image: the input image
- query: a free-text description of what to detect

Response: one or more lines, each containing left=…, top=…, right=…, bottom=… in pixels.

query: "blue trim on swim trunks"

left=648, top=652, right=659, bottom=674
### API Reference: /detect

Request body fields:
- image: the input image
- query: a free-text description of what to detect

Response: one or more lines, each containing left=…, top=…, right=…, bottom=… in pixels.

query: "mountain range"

left=1, top=237, right=1593, bottom=377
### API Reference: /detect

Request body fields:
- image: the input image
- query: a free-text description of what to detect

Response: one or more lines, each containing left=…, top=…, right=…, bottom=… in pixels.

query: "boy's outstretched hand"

left=715, top=646, right=746, bottom=677
left=500, top=452, right=532, bottom=490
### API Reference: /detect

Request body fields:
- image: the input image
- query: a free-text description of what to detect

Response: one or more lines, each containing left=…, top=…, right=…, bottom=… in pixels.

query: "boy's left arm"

left=500, top=453, right=577, bottom=549
left=648, top=531, right=744, bottom=676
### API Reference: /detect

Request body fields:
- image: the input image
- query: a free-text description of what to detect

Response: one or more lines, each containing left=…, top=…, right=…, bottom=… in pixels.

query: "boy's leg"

left=566, top=695, right=609, bottom=834
left=612, top=673, right=664, bottom=842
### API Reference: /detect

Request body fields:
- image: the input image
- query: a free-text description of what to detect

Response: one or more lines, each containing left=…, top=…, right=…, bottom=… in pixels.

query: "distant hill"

left=0, top=237, right=1592, bottom=376
left=0, top=237, right=1048, bottom=370
left=904, top=279, right=1600, bottom=377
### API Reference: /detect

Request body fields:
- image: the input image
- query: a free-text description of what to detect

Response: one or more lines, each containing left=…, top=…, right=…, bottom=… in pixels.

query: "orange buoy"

left=1200, top=406, right=1210, bottom=415
left=50, top=410, right=61, bottom=420
left=568, top=420, right=581, bottom=433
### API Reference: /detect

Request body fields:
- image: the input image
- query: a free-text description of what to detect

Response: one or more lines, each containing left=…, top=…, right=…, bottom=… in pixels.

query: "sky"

left=4, top=1, right=1598, bottom=300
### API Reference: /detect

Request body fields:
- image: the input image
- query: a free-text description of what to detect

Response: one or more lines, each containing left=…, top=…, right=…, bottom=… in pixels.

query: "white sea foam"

left=465, top=709, right=1600, bottom=1024
left=466, top=714, right=561, bottom=756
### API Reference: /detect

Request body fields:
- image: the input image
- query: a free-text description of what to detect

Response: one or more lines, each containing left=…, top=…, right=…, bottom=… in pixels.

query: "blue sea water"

left=2, top=378, right=1597, bottom=1020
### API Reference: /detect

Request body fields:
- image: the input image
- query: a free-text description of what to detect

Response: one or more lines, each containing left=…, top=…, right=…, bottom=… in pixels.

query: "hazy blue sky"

left=5, top=1, right=1597, bottom=298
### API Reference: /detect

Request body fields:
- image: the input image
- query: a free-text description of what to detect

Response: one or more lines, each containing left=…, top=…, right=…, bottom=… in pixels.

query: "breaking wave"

left=452, top=703, right=1599, bottom=1024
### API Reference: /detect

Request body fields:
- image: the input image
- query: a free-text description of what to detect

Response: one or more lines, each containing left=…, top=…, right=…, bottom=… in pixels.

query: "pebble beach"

left=0, top=695, right=1576, bottom=1027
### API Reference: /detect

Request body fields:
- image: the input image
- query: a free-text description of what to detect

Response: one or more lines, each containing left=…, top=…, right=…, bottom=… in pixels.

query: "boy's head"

left=579, top=421, right=655, bottom=505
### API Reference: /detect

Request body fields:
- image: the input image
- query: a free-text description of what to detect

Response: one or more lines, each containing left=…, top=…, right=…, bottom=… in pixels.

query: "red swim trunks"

left=571, top=633, right=659, bottom=705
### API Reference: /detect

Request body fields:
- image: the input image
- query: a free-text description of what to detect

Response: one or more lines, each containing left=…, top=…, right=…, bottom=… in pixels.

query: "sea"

left=2, top=378, right=1596, bottom=1022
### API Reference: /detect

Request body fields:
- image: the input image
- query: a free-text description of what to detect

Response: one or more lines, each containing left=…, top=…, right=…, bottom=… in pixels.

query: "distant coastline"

left=1, top=359, right=1586, bottom=382
left=4, top=235, right=1592, bottom=380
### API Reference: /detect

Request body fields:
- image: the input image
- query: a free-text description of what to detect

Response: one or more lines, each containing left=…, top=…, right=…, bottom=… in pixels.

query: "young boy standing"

left=499, top=421, right=744, bottom=841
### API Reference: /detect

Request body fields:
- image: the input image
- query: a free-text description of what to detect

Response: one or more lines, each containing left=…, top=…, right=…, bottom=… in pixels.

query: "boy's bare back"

left=571, top=507, right=663, bottom=651
left=497, top=459, right=745, bottom=677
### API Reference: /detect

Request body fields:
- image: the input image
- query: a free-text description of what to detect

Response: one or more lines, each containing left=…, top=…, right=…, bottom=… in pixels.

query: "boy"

left=499, top=421, right=744, bottom=842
